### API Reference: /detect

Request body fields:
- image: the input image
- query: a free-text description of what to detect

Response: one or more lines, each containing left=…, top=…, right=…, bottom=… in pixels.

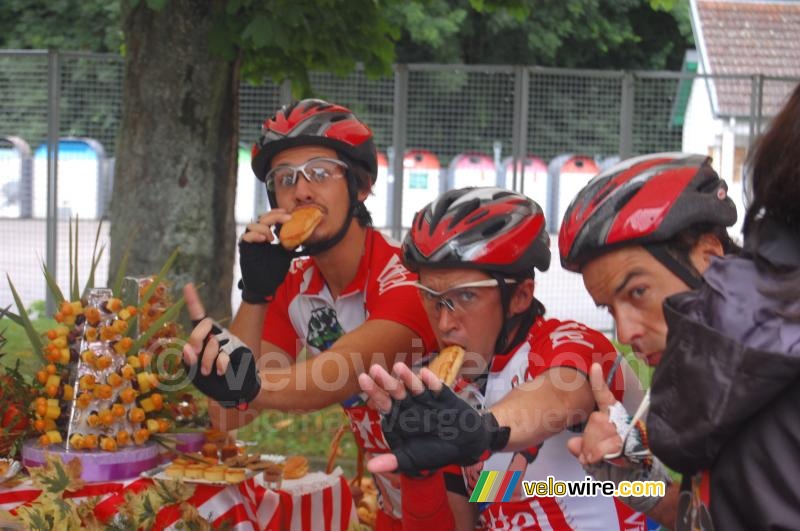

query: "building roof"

left=691, top=0, right=800, bottom=117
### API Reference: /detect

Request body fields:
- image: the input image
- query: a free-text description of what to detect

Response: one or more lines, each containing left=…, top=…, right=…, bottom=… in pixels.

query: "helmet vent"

left=493, top=190, right=515, bottom=200
left=481, top=217, right=508, bottom=237
left=447, top=198, right=481, bottom=230
left=431, top=197, right=458, bottom=230
left=617, top=187, right=639, bottom=209
left=591, top=183, right=613, bottom=206
left=416, top=210, right=426, bottom=232
left=466, top=210, right=489, bottom=224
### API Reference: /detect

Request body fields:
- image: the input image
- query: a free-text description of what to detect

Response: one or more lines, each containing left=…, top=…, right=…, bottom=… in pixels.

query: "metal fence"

left=2, top=50, right=798, bottom=332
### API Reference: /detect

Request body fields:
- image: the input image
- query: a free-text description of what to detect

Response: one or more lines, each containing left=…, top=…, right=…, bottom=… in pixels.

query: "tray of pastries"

left=142, top=442, right=284, bottom=486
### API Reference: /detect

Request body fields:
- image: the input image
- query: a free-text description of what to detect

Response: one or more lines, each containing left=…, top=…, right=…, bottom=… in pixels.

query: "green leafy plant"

left=0, top=307, right=36, bottom=459
left=8, top=453, right=223, bottom=530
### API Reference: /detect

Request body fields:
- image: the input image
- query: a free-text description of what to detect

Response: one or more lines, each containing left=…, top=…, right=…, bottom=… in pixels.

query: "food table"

left=0, top=468, right=358, bottom=530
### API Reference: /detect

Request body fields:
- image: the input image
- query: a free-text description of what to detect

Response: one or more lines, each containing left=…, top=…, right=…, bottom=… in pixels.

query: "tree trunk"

left=110, top=0, right=239, bottom=320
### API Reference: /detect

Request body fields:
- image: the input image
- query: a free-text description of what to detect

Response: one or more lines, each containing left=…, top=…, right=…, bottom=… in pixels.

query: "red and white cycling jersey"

left=450, top=317, right=647, bottom=531
left=262, top=228, right=438, bottom=522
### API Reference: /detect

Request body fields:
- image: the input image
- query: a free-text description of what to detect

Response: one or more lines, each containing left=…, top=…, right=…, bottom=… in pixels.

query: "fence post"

left=619, top=72, right=634, bottom=160
left=748, top=75, right=758, bottom=150
left=390, top=64, right=408, bottom=241
left=279, top=79, right=293, bottom=106
left=755, top=74, right=764, bottom=137
left=46, top=49, right=61, bottom=315
left=511, top=66, right=530, bottom=194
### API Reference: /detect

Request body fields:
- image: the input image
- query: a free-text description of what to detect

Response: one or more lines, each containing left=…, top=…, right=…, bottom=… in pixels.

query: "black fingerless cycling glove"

left=188, top=319, right=262, bottom=409
left=238, top=240, right=293, bottom=303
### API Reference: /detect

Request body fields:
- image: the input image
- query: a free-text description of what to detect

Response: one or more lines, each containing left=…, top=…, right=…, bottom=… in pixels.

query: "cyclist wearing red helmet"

left=558, top=153, right=739, bottom=528
left=360, top=187, right=647, bottom=530
left=182, top=99, right=438, bottom=529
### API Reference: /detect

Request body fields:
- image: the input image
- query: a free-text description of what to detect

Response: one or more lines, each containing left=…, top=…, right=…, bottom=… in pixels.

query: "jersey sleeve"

left=401, top=471, right=456, bottom=530
left=528, top=320, right=626, bottom=402
left=365, top=257, right=438, bottom=354
left=261, top=280, right=300, bottom=358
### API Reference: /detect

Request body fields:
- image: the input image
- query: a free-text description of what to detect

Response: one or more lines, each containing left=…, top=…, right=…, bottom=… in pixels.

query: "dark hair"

left=744, top=82, right=800, bottom=234
left=744, top=81, right=800, bottom=313
left=508, top=269, right=546, bottom=319
left=339, top=153, right=374, bottom=228
left=495, top=269, right=546, bottom=354
left=662, top=223, right=742, bottom=277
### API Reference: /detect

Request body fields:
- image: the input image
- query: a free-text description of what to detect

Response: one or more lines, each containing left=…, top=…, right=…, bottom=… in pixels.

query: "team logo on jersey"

left=376, top=254, right=411, bottom=295
left=306, top=306, right=345, bottom=351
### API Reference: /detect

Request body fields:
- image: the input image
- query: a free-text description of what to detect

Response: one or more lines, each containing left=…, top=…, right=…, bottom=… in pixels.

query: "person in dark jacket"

left=648, top=81, right=800, bottom=530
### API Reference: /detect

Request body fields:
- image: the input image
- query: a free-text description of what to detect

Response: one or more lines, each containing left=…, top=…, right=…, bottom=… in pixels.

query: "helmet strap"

left=491, top=274, right=538, bottom=354
left=644, top=243, right=703, bottom=290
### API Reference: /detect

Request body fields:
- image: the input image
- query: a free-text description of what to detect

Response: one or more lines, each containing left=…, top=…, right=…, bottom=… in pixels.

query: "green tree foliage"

left=390, top=0, right=690, bottom=70
left=0, top=0, right=691, bottom=77
left=0, top=0, right=121, bottom=52
left=214, top=0, right=401, bottom=96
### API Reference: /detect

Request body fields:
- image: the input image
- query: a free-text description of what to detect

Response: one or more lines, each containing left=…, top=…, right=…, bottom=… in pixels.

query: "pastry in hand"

left=427, top=345, right=466, bottom=386
left=279, top=207, right=323, bottom=249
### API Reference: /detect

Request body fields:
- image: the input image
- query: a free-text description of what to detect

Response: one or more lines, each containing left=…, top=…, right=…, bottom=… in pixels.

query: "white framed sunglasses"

left=265, top=157, right=348, bottom=192
left=415, top=278, right=517, bottom=314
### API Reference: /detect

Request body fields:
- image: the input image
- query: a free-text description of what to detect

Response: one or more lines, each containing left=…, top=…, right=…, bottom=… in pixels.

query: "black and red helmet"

left=403, top=187, right=551, bottom=276
left=559, top=153, right=737, bottom=272
left=251, top=99, right=378, bottom=186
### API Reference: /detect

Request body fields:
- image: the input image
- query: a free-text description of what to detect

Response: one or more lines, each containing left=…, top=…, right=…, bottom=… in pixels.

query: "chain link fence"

left=2, top=50, right=797, bottom=332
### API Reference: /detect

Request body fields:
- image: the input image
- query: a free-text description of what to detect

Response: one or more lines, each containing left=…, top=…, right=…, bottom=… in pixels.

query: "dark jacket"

left=648, top=221, right=800, bottom=530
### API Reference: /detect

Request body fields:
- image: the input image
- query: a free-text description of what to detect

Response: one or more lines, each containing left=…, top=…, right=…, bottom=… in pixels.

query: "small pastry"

left=220, top=444, right=239, bottom=461
left=165, top=464, right=185, bottom=479
left=262, top=462, right=284, bottom=487
left=184, top=464, right=206, bottom=479
left=224, top=467, right=247, bottom=483
left=246, top=460, right=273, bottom=472
left=201, top=443, right=219, bottom=459
left=282, top=456, right=309, bottom=480
left=203, top=465, right=226, bottom=482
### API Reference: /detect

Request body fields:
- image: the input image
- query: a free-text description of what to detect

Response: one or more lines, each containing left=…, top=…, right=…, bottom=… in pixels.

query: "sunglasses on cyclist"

left=265, top=157, right=348, bottom=192
left=415, top=279, right=517, bottom=314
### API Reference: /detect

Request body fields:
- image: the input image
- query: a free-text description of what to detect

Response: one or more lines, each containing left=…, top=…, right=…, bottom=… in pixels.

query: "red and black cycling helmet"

left=403, top=187, right=551, bottom=276
left=404, top=187, right=550, bottom=353
left=251, top=98, right=377, bottom=191
left=559, top=152, right=737, bottom=277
